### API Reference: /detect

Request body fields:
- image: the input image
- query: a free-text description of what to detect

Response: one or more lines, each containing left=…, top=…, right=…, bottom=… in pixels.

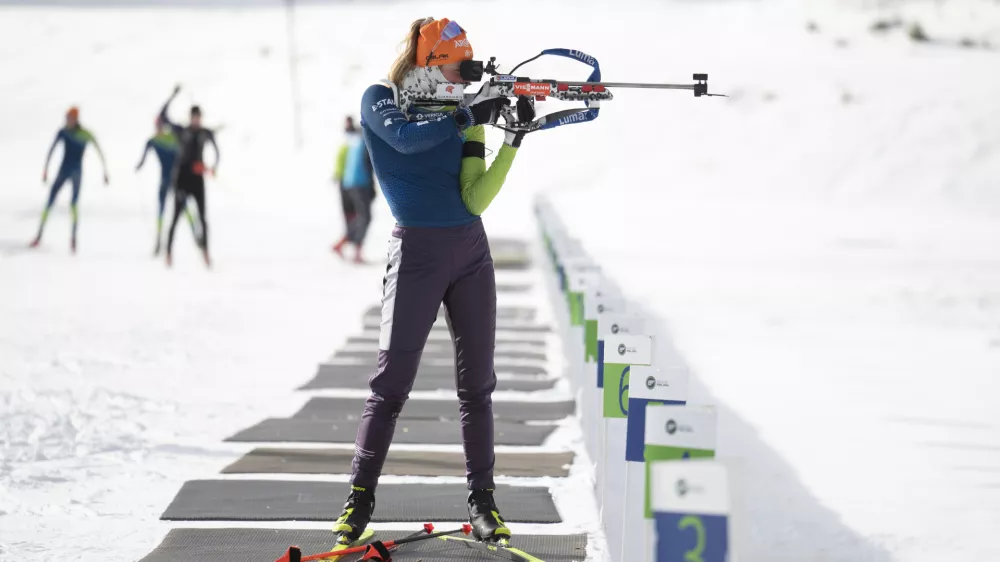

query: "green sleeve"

left=82, top=129, right=107, bottom=167
left=459, top=125, right=517, bottom=216
left=333, top=144, right=348, bottom=181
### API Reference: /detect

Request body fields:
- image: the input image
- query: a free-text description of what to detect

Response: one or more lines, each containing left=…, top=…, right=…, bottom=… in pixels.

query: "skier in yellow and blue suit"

left=136, top=116, right=198, bottom=255
left=31, top=106, right=109, bottom=252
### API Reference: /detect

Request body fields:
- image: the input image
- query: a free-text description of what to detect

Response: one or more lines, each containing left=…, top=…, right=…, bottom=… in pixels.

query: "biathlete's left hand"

left=503, top=96, right=535, bottom=148
left=210, top=167, right=217, bottom=178
left=504, top=130, right=526, bottom=148
left=104, top=174, right=110, bottom=185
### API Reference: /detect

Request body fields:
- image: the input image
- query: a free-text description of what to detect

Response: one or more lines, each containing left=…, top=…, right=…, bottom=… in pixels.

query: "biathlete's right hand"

left=172, top=84, right=182, bottom=95
left=42, top=171, right=47, bottom=183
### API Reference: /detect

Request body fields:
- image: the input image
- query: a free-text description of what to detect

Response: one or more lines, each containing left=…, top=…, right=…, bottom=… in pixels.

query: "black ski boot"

left=333, top=485, right=375, bottom=544
left=468, top=488, right=511, bottom=543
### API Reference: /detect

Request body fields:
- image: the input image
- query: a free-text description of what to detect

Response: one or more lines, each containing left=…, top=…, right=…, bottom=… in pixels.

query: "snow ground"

left=2, top=0, right=1000, bottom=561
left=538, top=1, right=1000, bottom=561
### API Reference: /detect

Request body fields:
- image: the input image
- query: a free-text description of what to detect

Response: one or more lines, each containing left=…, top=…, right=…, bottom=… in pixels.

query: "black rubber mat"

left=160, top=481, right=561, bottom=523
left=292, top=396, right=575, bottom=422
left=139, top=528, right=587, bottom=562
left=491, top=255, right=531, bottom=270
left=490, top=238, right=531, bottom=261
left=490, top=237, right=530, bottom=253
left=346, top=335, right=546, bottom=348
left=364, top=305, right=538, bottom=321
left=496, top=282, right=533, bottom=293
left=317, top=363, right=549, bottom=378
left=298, top=371, right=556, bottom=392
left=221, top=448, right=574, bottom=477
left=334, top=347, right=549, bottom=362
left=338, top=340, right=547, bottom=354
left=224, top=418, right=555, bottom=446
left=493, top=258, right=531, bottom=270
left=360, top=318, right=551, bottom=333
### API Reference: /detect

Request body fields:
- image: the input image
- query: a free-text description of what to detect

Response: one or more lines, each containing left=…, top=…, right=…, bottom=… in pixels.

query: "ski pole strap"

left=536, top=48, right=601, bottom=131
left=535, top=108, right=599, bottom=130
left=361, top=541, right=392, bottom=561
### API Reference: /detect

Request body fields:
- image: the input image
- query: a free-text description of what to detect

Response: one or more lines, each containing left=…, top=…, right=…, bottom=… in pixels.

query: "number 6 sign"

left=601, top=334, right=652, bottom=418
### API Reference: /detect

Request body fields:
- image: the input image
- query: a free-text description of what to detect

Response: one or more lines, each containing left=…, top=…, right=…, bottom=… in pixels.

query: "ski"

left=276, top=523, right=471, bottom=562
left=324, top=528, right=375, bottom=561
left=438, top=535, right=546, bottom=562
left=343, top=525, right=434, bottom=562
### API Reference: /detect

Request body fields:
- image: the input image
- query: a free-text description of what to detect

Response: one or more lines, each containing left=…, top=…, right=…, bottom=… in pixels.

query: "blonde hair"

left=389, top=17, right=433, bottom=87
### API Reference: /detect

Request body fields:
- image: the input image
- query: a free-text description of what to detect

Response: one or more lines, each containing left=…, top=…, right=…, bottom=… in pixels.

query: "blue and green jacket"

left=46, top=126, right=100, bottom=173
left=359, top=82, right=517, bottom=228
left=137, top=132, right=180, bottom=179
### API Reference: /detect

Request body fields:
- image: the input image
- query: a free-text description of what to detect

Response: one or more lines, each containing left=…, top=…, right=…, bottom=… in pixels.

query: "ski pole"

left=345, top=525, right=435, bottom=562
left=302, top=525, right=432, bottom=562
left=276, top=524, right=472, bottom=562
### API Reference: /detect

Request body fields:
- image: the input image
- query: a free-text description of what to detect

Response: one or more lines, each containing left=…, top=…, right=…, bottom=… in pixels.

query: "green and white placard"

left=601, top=334, right=653, bottom=418
left=644, top=404, right=717, bottom=518
left=564, top=260, right=601, bottom=326
left=597, top=312, right=645, bottom=338
left=584, top=293, right=624, bottom=364
left=620, top=364, right=690, bottom=562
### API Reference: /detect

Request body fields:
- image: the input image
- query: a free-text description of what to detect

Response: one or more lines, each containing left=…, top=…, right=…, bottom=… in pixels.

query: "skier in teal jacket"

left=331, top=116, right=377, bottom=263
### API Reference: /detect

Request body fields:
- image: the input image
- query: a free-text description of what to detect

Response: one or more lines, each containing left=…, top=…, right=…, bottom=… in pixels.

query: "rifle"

left=409, top=48, right=725, bottom=134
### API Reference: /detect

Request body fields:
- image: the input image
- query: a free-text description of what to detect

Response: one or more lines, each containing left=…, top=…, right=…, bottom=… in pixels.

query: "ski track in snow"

left=3, top=0, right=1000, bottom=561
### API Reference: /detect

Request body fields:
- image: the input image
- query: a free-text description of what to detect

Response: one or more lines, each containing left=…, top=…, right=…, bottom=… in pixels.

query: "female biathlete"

left=333, top=17, right=528, bottom=546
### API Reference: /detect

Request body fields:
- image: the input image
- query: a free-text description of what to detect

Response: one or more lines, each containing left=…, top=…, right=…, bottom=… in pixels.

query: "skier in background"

left=331, top=115, right=376, bottom=264
left=332, top=116, right=358, bottom=251
left=31, top=106, right=109, bottom=253
left=158, top=85, right=219, bottom=268
left=135, top=115, right=198, bottom=255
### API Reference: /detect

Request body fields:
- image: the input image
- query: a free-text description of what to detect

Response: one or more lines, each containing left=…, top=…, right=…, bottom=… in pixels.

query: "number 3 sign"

left=651, top=460, right=732, bottom=562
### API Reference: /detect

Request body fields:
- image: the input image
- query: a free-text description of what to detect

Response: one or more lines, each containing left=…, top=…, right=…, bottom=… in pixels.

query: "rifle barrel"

left=558, top=81, right=697, bottom=90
